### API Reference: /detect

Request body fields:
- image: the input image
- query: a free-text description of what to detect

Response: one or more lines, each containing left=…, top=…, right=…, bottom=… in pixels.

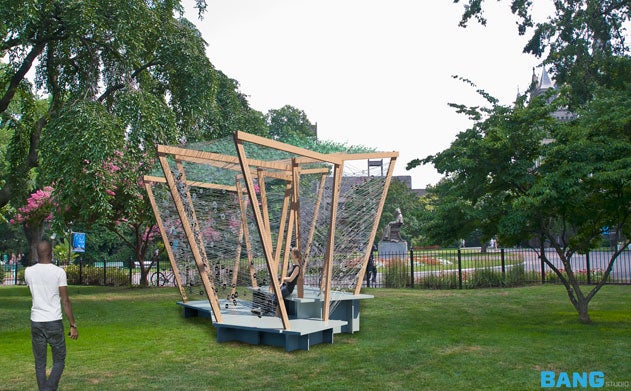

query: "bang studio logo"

left=540, top=371, right=604, bottom=388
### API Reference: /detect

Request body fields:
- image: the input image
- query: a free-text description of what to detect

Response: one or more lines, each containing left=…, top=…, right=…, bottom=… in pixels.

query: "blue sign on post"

left=72, top=232, right=86, bottom=253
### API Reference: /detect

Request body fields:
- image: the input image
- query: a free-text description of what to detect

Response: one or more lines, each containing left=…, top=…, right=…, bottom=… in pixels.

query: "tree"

left=0, top=64, right=47, bottom=212
left=1, top=1, right=214, bottom=199
left=206, top=71, right=269, bottom=140
left=411, top=88, right=555, bottom=247
left=267, top=105, right=317, bottom=142
left=413, top=79, right=631, bottom=323
left=0, top=1, right=222, bottom=272
left=434, top=0, right=631, bottom=324
left=9, top=186, right=56, bottom=264
left=40, top=114, right=161, bottom=284
left=452, top=0, right=631, bottom=107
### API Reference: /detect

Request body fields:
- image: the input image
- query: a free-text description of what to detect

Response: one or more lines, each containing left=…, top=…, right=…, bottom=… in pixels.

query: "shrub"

left=523, top=269, right=542, bottom=283
left=466, top=268, right=505, bottom=288
left=384, top=259, right=410, bottom=288
left=504, top=265, right=526, bottom=286
left=545, top=270, right=563, bottom=283
left=65, top=265, right=129, bottom=286
left=105, top=269, right=130, bottom=286
left=416, top=272, right=459, bottom=289
left=0, top=265, right=25, bottom=284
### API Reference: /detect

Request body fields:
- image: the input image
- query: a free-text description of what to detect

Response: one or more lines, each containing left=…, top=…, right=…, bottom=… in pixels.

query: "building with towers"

left=529, top=67, right=576, bottom=122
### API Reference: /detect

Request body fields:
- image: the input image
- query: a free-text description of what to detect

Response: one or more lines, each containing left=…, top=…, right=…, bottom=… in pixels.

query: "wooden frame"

left=145, top=131, right=398, bottom=331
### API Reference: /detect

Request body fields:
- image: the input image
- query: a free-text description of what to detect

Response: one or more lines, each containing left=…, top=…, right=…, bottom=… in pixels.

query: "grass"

left=1, top=285, right=630, bottom=390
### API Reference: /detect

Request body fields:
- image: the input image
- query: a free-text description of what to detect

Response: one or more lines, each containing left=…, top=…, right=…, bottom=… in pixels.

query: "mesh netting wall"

left=150, top=135, right=391, bottom=319
left=152, top=160, right=270, bottom=314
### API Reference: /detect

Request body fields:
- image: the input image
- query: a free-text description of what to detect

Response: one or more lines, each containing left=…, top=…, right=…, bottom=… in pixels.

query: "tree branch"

left=0, top=41, right=47, bottom=114
left=97, top=60, right=159, bottom=103
left=584, top=240, right=628, bottom=303
left=0, top=182, right=13, bottom=209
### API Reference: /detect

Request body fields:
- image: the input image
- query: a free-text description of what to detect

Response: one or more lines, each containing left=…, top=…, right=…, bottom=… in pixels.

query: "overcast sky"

left=184, top=0, right=554, bottom=189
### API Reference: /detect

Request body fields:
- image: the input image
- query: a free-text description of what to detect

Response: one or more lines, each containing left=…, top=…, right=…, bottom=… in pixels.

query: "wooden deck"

left=177, top=288, right=373, bottom=351
left=178, top=299, right=346, bottom=351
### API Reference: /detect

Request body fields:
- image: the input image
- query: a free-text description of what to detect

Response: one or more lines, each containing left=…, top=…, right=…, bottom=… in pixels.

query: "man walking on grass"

left=25, top=240, right=79, bottom=391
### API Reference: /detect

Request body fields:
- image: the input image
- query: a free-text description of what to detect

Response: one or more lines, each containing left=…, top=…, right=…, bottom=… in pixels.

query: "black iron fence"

left=1, top=263, right=23, bottom=286
left=0, top=260, right=171, bottom=287
left=368, top=247, right=631, bottom=289
left=3, top=247, right=630, bottom=288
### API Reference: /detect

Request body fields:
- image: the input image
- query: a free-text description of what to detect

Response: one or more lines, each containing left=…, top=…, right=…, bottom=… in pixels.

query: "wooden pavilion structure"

left=143, top=131, right=398, bottom=350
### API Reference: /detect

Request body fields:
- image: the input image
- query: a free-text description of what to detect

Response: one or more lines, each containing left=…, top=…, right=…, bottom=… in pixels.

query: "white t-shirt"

left=25, top=263, right=68, bottom=322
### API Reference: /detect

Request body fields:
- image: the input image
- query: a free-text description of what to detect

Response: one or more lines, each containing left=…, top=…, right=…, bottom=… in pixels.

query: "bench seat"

left=176, top=300, right=346, bottom=351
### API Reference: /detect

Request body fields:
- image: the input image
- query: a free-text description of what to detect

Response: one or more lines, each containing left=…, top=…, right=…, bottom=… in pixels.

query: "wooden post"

left=234, top=134, right=291, bottom=330
left=291, top=159, right=304, bottom=298
left=144, top=180, right=188, bottom=302
left=303, top=173, right=327, bottom=270
left=321, top=163, right=343, bottom=322
left=274, top=181, right=293, bottom=279
left=229, top=209, right=244, bottom=302
left=236, top=180, right=258, bottom=288
left=159, top=155, right=223, bottom=323
left=257, top=170, right=272, bottom=246
left=353, top=156, right=398, bottom=295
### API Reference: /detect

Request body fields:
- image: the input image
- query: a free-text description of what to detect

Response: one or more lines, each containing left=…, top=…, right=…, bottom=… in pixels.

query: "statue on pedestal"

left=381, top=208, right=403, bottom=242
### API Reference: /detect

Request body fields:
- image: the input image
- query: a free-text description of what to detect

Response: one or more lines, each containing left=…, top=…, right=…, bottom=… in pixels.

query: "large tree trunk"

left=105, top=222, right=154, bottom=286
left=576, top=299, right=591, bottom=324
left=23, top=223, right=45, bottom=265
left=138, top=257, right=150, bottom=287
left=569, top=243, right=627, bottom=324
left=561, top=282, right=592, bottom=324
left=545, top=244, right=595, bottom=324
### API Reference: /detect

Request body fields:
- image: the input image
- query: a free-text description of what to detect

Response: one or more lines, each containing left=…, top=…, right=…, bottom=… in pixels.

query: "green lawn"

left=1, top=285, right=629, bottom=390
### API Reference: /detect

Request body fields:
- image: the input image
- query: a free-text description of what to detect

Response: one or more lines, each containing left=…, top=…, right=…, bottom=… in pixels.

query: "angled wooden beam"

left=235, top=130, right=345, bottom=165
left=303, top=173, right=327, bottom=273
left=144, top=181, right=188, bottom=302
left=235, top=179, right=258, bottom=288
left=144, top=175, right=237, bottom=192
left=234, top=133, right=291, bottom=330
left=175, top=160, right=211, bottom=270
left=159, top=155, right=223, bottom=323
left=158, top=144, right=294, bottom=172
left=291, top=159, right=305, bottom=298
left=158, top=145, right=239, bottom=164
left=321, top=162, right=344, bottom=322
left=353, top=155, right=398, bottom=294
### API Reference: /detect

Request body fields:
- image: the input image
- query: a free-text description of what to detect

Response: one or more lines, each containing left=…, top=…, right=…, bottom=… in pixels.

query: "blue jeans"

left=31, top=320, right=66, bottom=391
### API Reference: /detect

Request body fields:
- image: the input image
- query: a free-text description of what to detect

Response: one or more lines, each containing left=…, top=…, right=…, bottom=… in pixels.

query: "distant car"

left=93, top=261, right=125, bottom=268
left=134, top=261, right=155, bottom=268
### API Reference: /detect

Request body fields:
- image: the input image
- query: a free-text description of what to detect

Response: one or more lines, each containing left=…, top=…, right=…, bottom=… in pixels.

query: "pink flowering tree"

left=10, top=186, right=57, bottom=265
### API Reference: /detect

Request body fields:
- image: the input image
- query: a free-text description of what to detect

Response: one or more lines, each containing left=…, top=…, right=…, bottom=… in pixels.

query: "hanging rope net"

left=145, top=132, right=396, bottom=325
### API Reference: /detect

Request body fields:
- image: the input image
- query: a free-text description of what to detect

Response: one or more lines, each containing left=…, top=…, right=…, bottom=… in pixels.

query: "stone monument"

left=378, top=207, right=408, bottom=254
